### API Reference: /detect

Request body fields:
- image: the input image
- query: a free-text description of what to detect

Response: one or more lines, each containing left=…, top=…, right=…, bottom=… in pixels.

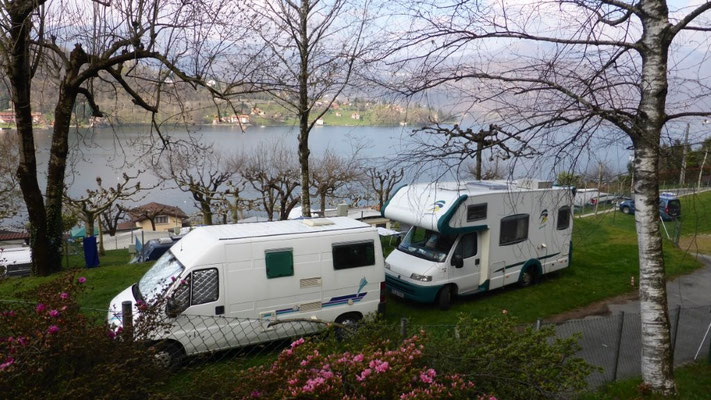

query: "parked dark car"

left=618, top=193, right=681, bottom=221
left=131, top=237, right=181, bottom=263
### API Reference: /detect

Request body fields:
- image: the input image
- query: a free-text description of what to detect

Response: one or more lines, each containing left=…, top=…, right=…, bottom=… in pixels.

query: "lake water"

left=8, top=123, right=632, bottom=221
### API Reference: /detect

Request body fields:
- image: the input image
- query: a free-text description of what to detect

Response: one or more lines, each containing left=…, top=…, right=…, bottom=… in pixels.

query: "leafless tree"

left=386, top=0, right=711, bottom=393
left=101, top=203, right=131, bottom=237
left=245, top=0, right=381, bottom=217
left=0, top=133, right=20, bottom=221
left=150, top=142, right=239, bottom=226
left=63, top=174, right=142, bottom=255
left=242, top=142, right=301, bottom=221
left=402, top=123, right=537, bottom=180
left=1, top=0, right=251, bottom=275
left=364, top=165, right=404, bottom=210
left=129, top=203, right=172, bottom=232
left=310, top=149, right=363, bottom=216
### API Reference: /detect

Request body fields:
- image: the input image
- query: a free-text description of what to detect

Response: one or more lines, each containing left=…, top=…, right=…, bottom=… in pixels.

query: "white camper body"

left=108, top=217, right=386, bottom=357
left=382, top=180, right=574, bottom=307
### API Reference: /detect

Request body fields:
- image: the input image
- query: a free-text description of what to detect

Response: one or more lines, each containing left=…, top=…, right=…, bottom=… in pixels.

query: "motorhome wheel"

left=437, top=285, right=452, bottom=310
left=519, top=269, right=538, bottom=288
left=335, top=313, right=362, bottom=339
left=153, top=342, right=185, bottom=371
left=621, top=206, right=631, bottom=214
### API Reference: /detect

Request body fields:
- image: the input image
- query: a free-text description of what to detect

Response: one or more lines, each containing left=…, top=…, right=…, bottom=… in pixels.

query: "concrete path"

left=555, top=255, right=711, bottom=388
left=608, top=254, right=711, bottom=314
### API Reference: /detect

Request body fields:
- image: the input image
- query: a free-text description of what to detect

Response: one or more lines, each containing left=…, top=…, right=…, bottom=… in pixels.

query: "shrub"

left=427, top=313, right=596, bottom=400
left=231, top=332, right=492, bottom=399
left=0, top=273, right=167, bottom=399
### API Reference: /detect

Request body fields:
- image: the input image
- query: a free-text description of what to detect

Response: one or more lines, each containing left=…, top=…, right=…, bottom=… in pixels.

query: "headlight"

left=384, top=262, right=391, bottom=270
left=410, top=273, right=432, bottom=282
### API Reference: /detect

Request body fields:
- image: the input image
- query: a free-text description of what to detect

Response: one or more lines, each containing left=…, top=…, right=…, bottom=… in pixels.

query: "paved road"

left=553, top=255, right=711, bottom=388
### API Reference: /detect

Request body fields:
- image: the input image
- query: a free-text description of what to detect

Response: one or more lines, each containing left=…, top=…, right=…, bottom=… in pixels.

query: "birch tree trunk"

left=298, top=0, right=312, bottom=218
left=634, top=0, right=675, bottom=392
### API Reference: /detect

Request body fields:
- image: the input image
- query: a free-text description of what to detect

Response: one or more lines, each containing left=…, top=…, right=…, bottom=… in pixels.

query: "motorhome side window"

left=557, top=206, right=571, bottom=230
left=466, top=203, right=487, bottom=222
left=332, top=241, right=375, bottom=270
left=265, top=249, right=294, bottom=279
left=191, top=268, right=219, bottom=305
left=499, top=214, right=529, bottom=246
left=454, top=233, right=477, bottom=258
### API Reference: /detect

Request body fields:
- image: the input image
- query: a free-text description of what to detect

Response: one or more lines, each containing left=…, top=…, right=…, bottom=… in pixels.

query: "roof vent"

left=517, top=179, right=553, bottom=189
left=302, top=218, right=335, bottom=227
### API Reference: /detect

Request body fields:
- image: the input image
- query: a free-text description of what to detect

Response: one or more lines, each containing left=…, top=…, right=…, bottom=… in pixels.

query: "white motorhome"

left=108, top=217, right=386, bottom=363
left=382, top=180, right=574, bottom=309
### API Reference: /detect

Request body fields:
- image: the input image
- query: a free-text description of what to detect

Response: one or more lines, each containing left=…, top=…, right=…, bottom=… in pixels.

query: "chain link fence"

left=2, top=297, right=710, bottom=397
left=546, top=305, right=711, bottom=387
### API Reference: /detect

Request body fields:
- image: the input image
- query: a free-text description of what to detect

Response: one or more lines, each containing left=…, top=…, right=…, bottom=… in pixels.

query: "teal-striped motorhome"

left=382, top=180, right=574, bottom=309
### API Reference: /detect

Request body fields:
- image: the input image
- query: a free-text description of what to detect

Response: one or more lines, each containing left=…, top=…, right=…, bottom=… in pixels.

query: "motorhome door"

left=449, top=233, right=481, bottom=295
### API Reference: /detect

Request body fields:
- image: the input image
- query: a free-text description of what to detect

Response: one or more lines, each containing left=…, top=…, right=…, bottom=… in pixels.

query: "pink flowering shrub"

left=232, top=332, right=491, bottom=400
left=0, top=272, right=166, bottom=399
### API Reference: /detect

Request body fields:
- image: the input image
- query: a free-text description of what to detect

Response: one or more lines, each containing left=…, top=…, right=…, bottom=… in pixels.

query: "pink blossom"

left=0, top=357, right=14, bottom=370
left=16, top=337, right=27, bottom=347
left=48, top=309, right=60, bottom=318
left=35, top=303, right=46, bottom=313
left=47, top=325, right=60, bottom=334
left=60, top=292, right=69, bottom=300
left=356, top=368, right=372, bottom=382
left=2, top=310, right=15, bottom=317
left=375, top=361, right=389, bottom=373
left=352, top=353, right=364, bottom=362
left=77, top=276, right=86, bottom=284
left=250, top=390, right=261, bottom=398
left=290, top=337, right=305, bottom=348
left=107, top=330, right=117, bottom=339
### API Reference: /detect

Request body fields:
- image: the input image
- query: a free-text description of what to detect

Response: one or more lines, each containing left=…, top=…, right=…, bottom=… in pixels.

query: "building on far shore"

left=130, top=202, right=188, bottom=232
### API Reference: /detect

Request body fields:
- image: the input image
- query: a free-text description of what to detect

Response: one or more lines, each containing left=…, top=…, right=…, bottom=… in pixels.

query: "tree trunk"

left=298, top=0, right=312, bottom=217
left=45, top=86, right=79, bottom=273
left=98, top=219, right=105, bottom=256
left=320, top=191, right=327, bottom=217
left=201, top=203, right=213, bottom=225
left=7, top=6, right=55, bottom=276
left=635, top=1, right=675, bottom=393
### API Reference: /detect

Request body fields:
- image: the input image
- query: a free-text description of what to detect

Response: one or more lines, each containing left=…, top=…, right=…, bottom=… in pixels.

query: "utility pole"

left=595, top=162, right=602, bottom=215
left=699, top=147, right=708, bottom=191
left=679, top=123, right=689, bottom=186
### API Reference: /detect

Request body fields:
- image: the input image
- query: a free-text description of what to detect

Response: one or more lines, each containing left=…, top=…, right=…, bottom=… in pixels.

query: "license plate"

left=391, top=289, right=404, bottom=298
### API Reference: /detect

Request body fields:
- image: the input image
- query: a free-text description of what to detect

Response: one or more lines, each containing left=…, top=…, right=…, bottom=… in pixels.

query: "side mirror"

left=166, top=282, right=190, bottom=318
left=451, top=254, right=464, bottom=269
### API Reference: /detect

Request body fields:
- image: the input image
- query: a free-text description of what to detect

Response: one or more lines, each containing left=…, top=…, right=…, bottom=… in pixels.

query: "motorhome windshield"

left=137, top=251, right=185, bottom=302
left=398, top=227, right=456, bottom=262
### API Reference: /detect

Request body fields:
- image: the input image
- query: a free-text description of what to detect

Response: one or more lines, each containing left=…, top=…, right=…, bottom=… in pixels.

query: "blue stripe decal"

left=271, top=292, right=368, bottom=315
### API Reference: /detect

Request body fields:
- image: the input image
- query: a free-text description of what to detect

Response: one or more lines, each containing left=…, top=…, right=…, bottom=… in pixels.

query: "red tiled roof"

left=0, top=230, right=30, bottom=241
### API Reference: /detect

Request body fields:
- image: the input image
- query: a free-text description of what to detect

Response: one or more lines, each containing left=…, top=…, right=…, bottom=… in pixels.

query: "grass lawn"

left=1, top=190, right=709, bottom=324
left=579, top=362, right=711, bottom=400
left=0, top=249, right=151, bottom=311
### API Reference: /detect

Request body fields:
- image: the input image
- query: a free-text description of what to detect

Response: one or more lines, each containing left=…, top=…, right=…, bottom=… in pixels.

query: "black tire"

left=437, top=285, right=452, bottom=310
left=335, top=313, right=362, bottom=339
left=621, top=206, right=631, bottom=214
left=519, top=269, right=538, bottom=288
left=153, top=341, right=185, bottom=371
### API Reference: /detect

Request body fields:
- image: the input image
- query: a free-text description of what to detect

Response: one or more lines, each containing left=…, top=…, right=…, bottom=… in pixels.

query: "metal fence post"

left=672, top=305, right=681, bottom=354
left=400, top=318, right=408, bottom=342
left=612, top=312, right=625, bottom=382
left=122, top=300, right=133, bottom=340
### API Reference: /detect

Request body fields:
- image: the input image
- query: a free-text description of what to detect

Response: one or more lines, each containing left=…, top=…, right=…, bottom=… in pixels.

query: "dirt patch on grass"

left=545, top=292, right=639, bottom=323
left=678, top=234, right=711, bottom=255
